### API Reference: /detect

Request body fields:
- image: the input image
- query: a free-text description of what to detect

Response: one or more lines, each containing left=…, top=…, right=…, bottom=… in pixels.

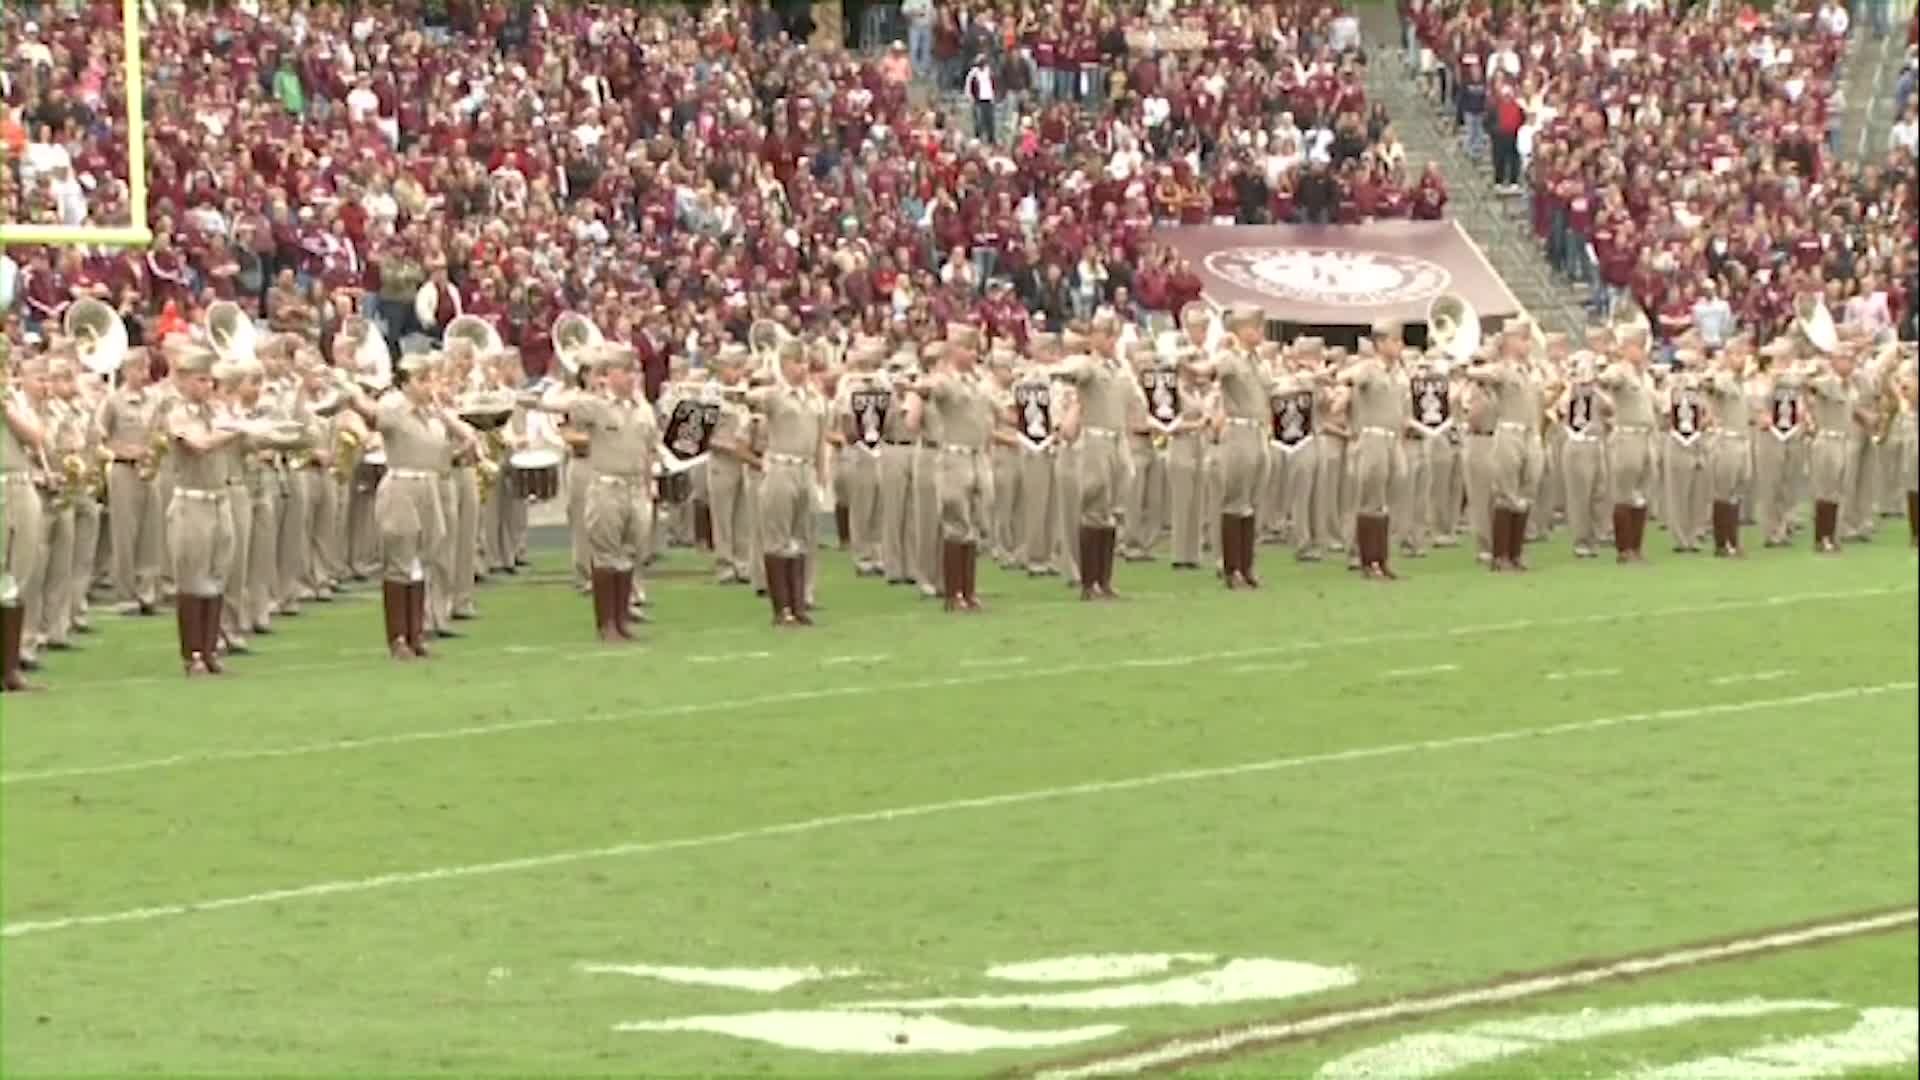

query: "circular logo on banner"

left=1203, top=247, right=1452, bottom=307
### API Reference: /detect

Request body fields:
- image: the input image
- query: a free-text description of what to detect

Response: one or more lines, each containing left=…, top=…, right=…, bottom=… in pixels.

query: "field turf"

left=2, top=532, right=1915, bottom=1075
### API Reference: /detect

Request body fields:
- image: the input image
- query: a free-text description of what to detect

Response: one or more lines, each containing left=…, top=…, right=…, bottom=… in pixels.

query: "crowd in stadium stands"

left=0, top=0, right=1439, bottom=389
left=1404, top=0, right=1919, bottom=350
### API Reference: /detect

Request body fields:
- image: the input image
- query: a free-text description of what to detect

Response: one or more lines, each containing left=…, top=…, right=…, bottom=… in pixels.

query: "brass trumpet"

left=54, top=452, right=89, bottom=511
left=92, top=445, right=114, bottom=500
left=139, top=427, right=171, bottom=482
left=331, top=427, right=363, bottom=485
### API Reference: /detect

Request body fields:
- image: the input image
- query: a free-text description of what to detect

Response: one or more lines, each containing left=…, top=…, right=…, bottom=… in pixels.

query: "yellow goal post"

left=0, top=0, right=151, bottom=248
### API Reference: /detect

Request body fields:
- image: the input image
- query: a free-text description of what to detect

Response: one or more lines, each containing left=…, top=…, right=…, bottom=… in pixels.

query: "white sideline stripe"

left=1383, top=664, right=1460, bottom=679
left=2, top=682, right=1909, bottom=940
left=1547, top=668, right=1621, bottom=681
left=689, top=652, right=771, bottom=664
left=3, top=586, right=1907, bottom=786
left=822, top=654, right=891, bottom=666
left=1712, top=669, right=1794, bottom=687
left=961, top=657, right=1030, bottom=668
left=1034, top=908, right=1920, bottom=1080
left=1229, top=661, right=1307, bottom=675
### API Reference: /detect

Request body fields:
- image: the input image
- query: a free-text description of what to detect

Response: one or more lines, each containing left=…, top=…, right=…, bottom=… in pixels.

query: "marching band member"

left=1122, top=345, right=1169, bottom=563
left=986, top=349, right=1022, bottom=571
left=875, top=345, right=921, bottom=586
left=1267, top=341, right=1325, bottom=563
left=1661, top=349, right=1713, bottom=554
left=1703, top=339, right=1755, bottom=557
left=745, top=340, right=830, bottom=628
left=1398, top=343, right=1450, bottom=559
left=1467, top=322, right=1546, bottom=572
left=911, top=330, right=997, bottom=611
left=1009, top=334, right=1060, bottom=577
left=909, top=339, right=948, bottom=600
left=1893, top=349, right=1919, bottom=546
left=165, top=340, right=243, bottom=677
left=2, top=343, right=49, bottom=692
left=563, top=356, right=601, bottom=594
left=1176, top=305, right=1272, bottom=590
left=706, top=345, right=757, bottom=585
left=99, top=348, right=166, bottom=618
left=1598, top=325, right=1658, bottom=563
left=1339, top=323, right=1411, bottom=580
left=1840, top=330, right=1882, bottom=543
left=1049, top=313, right=1139, bottom=599
left=1805, top=343, right=1863, bottom=555
left=1555, top=349, right=1607, bottom=558
left=1752, top=338, right=1807, bottom=547
left=336, top=353, right=471, bottom=660
left=836, top=341, right=890, bottom=577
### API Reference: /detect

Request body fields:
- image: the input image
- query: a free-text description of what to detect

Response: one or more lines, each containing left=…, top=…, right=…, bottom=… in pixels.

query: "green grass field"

left=2, top=531, right=1916, bottom=1076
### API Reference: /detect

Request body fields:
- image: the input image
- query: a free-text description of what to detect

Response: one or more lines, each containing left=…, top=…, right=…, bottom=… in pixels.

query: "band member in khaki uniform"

left=1429, top=368, right=1467, bottom=547
left=61, top=367, right=105, bottom=637
left=1597, top=328, right=1657, bottom=561
left=1661, top=352, right=1712, bottom=553
left=216, top=361, right=260, bottom=656
left=986, top=351, right=1022, bottom=568
left=1890, top=351, right=1918, bottom=546
left=1468, top=325, right=1546, bottom=570
left=907, top=341, right=947, bottom=598
left=1339, top=324, right=1410, bottom=579
left=1751, top=339, right=1806, bottom=546
left=1052, top=368, right=1083, bottom=585
left=32, top=361, right=85, bottom=652
left=545, top=346, right=656, bottom=641
left=706, top=346, right=755, bottom=585
left=1308, top=341, right=1350, bottom=557
left=1805, top=347, right=1861, bottom=553
left=2, top=346, right=48, bottom=693
left=339, top=353, right=462, bottom=659
left=564, top=360, right=601, bottom=593
left=1460, top=364, right=1497, bottom=562
left=1267, top=343, right=1324, bottom=561
left=1703, top=342, right=1754, bottom=557
left=294, top=366, right=343, bottom=601
left=1399, top=345, right=1451, bottom=557
left=1166, top=351, right=1214, bottom=568
left=1051, top=316, right=1139, bottom=599
left=1556, top=351, right=1607, bottom=557
left=165, top=342, right=242, bottom=677
left=235, top=364, right=284, bottom=637
left=875, top=347, right=920, bottom=584
left=1125, top=346, right=1173, bottom=561
left=1178, top=306, right=1272, bottom=589
left=1841, top=334, right=1881, bottom=542
left=915, top=336, right=997, bottom=609
left=836, top=343, right=889, bottom=577
left=746, top=341, right=829, bottom=626
left=266, top=348, right=316, bottom=617
left=1007, top=341, right=1059, bottom=576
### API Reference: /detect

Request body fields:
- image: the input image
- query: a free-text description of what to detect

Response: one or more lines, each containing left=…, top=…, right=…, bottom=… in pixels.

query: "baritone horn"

left=1426, top=293, right=1481, bottom=365
left=749, top=319, right=790, bottom=386
left=552, top=312, right=603, bottom=377
left=205, top=300, right=258, bottom=365
left=64, top=298, right=130, bottom=377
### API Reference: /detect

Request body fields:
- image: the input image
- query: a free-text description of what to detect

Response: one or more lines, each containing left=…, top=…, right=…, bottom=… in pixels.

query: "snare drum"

left=508, top=447, right=564, bottom=501
left=355, top=449, right=387, bottom=494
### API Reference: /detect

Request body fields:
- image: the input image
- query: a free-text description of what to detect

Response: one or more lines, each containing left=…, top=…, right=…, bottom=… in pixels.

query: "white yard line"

left=2, top=681, right=1908, bottom=940
left=1547, top=668, right=1622, bottom=681
left=3, top=586, right=1906, bottom=787
left=689, top=652, right=772, bottom=664
left=1034, top=908, right=1920, bottom=1080
left=1711, top=670, right=1795, bottom=687
left=1382, top=664, right=1460, bottom=679
left=960, top=656, right=1030, bottom=668
left=822, top=654, right=892, bottom=666
left=1228, top=661, right=1308, bottom=675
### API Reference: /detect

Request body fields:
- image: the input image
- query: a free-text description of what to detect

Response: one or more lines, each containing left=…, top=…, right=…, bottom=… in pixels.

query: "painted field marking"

left=1622, top=1006, right=1917, bottom=1080
left=823, top=654, right=892, bottom=666
left=961, top=657, right=1030, bottom=669
left=502, top=645, right=554, bottom=656
left=690, top=652, right=772, bottom=664
left=579, top=963, right=863, bottom=992
left=1383, top=664, right=1460, bottom=679
left=1547, top=668, right=1622, bottom=681
left=3, top=586, right=1906, bottom=787
left=1712, top=670, right=1795, bottom=687
left=1030, top=907, right=1920, bottom=1080
left=1229, top=661, right=1307, bottom=675
left=1118, top=657, right=1196, bottom=669
left=3, top=682, right=1909, bottom=940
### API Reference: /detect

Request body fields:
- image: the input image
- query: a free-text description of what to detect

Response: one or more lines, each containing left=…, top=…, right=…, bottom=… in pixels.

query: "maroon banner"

left=1155, top=221, right=1523, bottom=327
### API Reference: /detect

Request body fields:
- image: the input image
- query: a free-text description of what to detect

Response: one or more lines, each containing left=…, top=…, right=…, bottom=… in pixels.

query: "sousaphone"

left=749, top=318, right=790, bottom=386
left=445, top=314, right=505, bottom=358
left=552, top=312, right=603, bottom=377
left=1793, top=294, right=1838, bottom=355
left=63, top=298, right=129, bottom=377
left=205, top=300, right=258, bottom=365
left=1426, top=293, right=1481, bottom=365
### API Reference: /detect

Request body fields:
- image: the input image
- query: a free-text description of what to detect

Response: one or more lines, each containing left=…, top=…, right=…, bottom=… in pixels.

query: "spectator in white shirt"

left=1817, top=1, right=1850, bottom=40
left=963, top=55, right=997, bottom=145
left=1691, top=281, right=1735, bottom=349
left=1892, top=104, right=1918, bottom=157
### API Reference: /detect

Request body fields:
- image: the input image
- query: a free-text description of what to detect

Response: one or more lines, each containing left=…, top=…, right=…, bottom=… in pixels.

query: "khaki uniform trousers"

left=1313, top=434, right=1349, bottom=551
left=912, top=445, right=941, bottom=593
left=1894, top=416, right=1919, bottom=495
left=245, top=472, right=281, bottom=628
left=1016, top=445, right=1056, bottom=572
left=1214, top=421, right=1267, bottom=519
left=842, top=444, right=883, bottom=570
left=1463, top=431, right=1496, bottom=556
left=1842, top=432, right=1878, bottom=537
left=220, top=482, right=253, bottom=643
left=1122, top=434, right=1166, bottom=556
left=276, top=464, right=311, bottom=606
left=106, top=463, right=160, bottom=606
left=1877, top=431, right=1910, bottom=512
left=1750, top=431, right=1805, bottom=544
left=302, top=467, right=340, bottom=591
left=69, top=493, right=100, bottom=624
left=3, top=474, right=43, bottom=612
left=347, top=481, right=380, bottom=578
left=1270, top=438, right=1319, bottom=557
left=1165, top=432, right=1206, bottom=564
left=167, top=488, right=235, bottom=601
left=1054, top=443, right=1082, bottom=580
left=1490, top=424, right=1542, bottom=512
left=1534, top=427, right=1563, bottom=534
left=1393, top=433, right=1430, bottom=552
left=376, top=472, right=446, bottom=585
left=1428, top=430, right=1464, bottom=542
left=757, top=458, right=816, bottom=558
left=991, top=444, right=1020, bottom=560
left=1560, top=432, right=1607, bottom=549
left=876, top=444, right=914, bottom=580
left=447, top=465, right=479, bottom=618
left=937, top=447, right=993, bottom=543
left=585, top=473, right=654, bottom=572
left=745, top=466, right=768, bottom=591
left=1200, top=443, right=1223, bottom=564
left=1710, top=433, right=1752, bottom=506
left=30, top=498, right=75, bottom=647
left=708, top=460, right=751, bottom=581
left=1607, top=427, right=1656, bottom=510
left=1809, top=431, right=1854, bottom=507
left=566, top=456, right=594, bottom=590
left=1349, top=428, right=1403, bottom=522
left=1663, top=438, right=1711, bottom=549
